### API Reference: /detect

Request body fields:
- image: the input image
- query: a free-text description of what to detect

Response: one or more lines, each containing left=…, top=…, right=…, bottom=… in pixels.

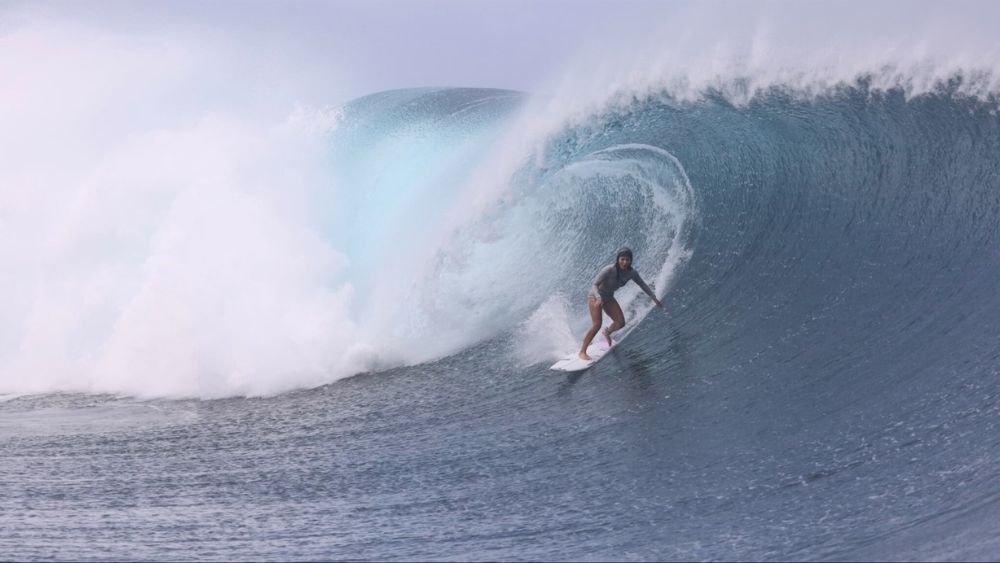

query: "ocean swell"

left=1, top=72, right=998, bottom=399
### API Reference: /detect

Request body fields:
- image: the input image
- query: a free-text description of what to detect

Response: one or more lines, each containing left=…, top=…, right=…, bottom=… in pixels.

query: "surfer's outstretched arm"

left=632, top=272, right=663, bottom=307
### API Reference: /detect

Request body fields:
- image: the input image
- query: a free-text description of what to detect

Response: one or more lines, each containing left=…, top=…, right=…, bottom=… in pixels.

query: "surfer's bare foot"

left=602, top=327, right=613, bottom=347
left=578, top=352, right=592, bottom=361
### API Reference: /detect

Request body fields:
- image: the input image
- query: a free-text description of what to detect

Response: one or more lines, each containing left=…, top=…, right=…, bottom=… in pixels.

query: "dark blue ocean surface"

left=2, top=83, right=998, bottom=560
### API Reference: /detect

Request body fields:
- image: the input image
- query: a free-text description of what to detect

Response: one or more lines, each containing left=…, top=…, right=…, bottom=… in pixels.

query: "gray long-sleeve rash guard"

left=588, top=264, right=657, bottom=302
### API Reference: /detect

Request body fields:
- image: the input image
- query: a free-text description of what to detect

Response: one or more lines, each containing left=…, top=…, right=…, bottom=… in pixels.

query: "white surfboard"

left=550, top=290, right=662, bottom=372
left=550, top=337, right=615, bottom=372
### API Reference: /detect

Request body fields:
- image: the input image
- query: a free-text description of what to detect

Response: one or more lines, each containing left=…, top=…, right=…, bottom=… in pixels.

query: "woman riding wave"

left=579, top=247, right=662, bottom=360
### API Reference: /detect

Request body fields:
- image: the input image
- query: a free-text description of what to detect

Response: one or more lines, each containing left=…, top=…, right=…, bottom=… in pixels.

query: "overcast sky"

left=5, top=0, right=1000, bottom=106
left=4, top=0, right=676, bottom=97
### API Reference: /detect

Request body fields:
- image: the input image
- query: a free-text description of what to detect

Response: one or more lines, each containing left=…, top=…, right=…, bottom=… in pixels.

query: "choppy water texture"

left=2, top=83, right=1000, bottom=560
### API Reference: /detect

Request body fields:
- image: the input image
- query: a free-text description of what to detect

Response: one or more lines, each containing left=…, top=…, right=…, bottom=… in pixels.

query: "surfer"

left=579, top=247, right=662, bottom=360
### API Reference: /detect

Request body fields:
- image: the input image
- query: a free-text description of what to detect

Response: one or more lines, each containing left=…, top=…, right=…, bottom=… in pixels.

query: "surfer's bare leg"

left=579, top=295, right=603, bottom=360
left=602, top=298, right=626, bottom=345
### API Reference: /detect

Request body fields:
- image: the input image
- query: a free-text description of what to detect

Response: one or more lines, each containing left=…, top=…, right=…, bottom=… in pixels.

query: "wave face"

left=1, top=81, right=999, bottom=560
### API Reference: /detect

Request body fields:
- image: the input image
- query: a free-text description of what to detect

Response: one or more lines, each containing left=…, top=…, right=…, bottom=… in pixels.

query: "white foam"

left=515, top=294, right=579, bottom=367
left=0, top=23, right=363, bottom=398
